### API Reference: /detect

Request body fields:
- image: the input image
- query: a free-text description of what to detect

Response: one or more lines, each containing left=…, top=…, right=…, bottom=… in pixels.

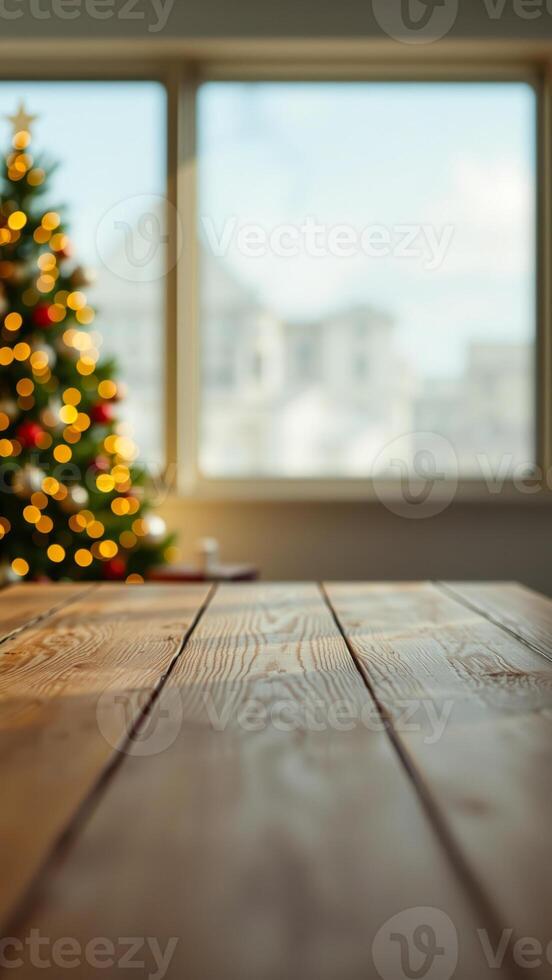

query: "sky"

left=199, top=81, right=537, bottom=380
left=0, top=81, right=166, bottom=264
left=0, top=81, right=167, bottom=463
left=0, top=79, right=537, bottom=387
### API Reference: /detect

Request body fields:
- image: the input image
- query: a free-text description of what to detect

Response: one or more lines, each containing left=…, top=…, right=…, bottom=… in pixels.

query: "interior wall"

left=159, top=500, right=552, bottom=594
left=5, top=2, right=552, bottom=588
left=2, top=0, right=552, bottom=39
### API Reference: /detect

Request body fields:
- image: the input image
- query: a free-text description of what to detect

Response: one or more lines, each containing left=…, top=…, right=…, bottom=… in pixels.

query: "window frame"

left=1, top=44, right=550, bottom=503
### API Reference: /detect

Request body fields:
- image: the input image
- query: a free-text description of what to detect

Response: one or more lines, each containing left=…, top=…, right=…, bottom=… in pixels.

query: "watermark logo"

left=371, top=432, right=459, bottom=519
left=96, top=689, right=454, bottom=754
left=96, top=201, right=455, bottom=283
left=96, top=688, right=183, bottom=757
left=372, top=0, right=459, bottom=43
left=96, top=194, right=182, bottom=283
left=201, top=215, right=454, bottom=270
left=201, top=692, right=454, bottom=744
left=372, top=907, right=458, bottom=980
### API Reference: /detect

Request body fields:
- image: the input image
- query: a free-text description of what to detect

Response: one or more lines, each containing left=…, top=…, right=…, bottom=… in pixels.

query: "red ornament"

left=103, top=557, right=127, bottom=580
left=16, top=420, right=44, bottom=448
left=32, top=303, right=53, bottom=328
left=90, top=402, right=114, bottom=425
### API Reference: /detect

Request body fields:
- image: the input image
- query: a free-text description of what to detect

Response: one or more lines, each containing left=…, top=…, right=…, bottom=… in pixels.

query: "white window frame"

left=1, top=41, right=551, bottom=504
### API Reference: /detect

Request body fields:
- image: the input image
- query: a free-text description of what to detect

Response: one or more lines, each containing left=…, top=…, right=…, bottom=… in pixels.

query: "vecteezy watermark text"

left=482, top=0, right=552, bottom=20
left=96, top=688, right=455, bottom=757
left=0, top=0, right=174, bottom=32
left=201, top=216, right=455, bottom=271
left=202, top=693, right=453, bottom=742
left=0, top=932, right=178, bottom=977
left=2, top=444, right=552, bottom=517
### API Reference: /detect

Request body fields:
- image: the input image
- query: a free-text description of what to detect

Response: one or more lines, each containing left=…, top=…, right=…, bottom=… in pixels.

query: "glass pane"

left=198, top=81, right=536, bottom=479
left=0, top=81, right=167, bottom=469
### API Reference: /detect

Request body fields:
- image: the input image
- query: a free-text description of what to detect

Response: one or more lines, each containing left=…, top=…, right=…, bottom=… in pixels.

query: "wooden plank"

left=0, top=583, right=92, bottom=643
left=325, top=581, right=552, bottom=979
left=3, top=583, right=506, bottom=980
left=441, top=581, right=552, bottom=663
left=0, top=582, right=210, bottom=930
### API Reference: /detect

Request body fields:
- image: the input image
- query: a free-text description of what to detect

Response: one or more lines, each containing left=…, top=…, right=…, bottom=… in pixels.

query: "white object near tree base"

left=142, top=514, right=167, bottom=546
left=196, top=537, right=219, bottom=575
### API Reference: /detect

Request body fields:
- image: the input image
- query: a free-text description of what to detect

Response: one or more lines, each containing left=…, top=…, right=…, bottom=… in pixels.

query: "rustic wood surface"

left=0, top=581, right=550, bottom=979
left=442, top=581, right=552, bottom=663
left=326, top=581, right=552, bottom=980
left=0, top=582, right=91, bottom=643
left=0, top=582, right=210, bottom=928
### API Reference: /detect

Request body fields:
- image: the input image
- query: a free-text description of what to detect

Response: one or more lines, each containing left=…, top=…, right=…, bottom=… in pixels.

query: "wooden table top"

left=0, top=581, right=551, bottom=980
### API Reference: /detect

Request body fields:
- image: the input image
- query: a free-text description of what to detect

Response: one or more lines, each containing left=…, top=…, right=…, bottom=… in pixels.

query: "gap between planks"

left=436, top=580, right=552, bottom=667
left=319, top=581, right=526, bottom=980
left=0, top=582, right=216, bottom=937
left=51, top=582, right=217, bottom=852
left=3, top=580, right=542, bottom=980
left=2, top=581, right=506, bottom=980
left=0, top=583, right=97, bottom=649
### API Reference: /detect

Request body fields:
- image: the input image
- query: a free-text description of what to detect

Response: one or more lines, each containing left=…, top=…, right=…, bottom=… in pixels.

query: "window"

left=2, top=61, right=544, bottom=499
left=197, top=81, right=537, bottom=481
left=0, top=80, right=167, bottom=469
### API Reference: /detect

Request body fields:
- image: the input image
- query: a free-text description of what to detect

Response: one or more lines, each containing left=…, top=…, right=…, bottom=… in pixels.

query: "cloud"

left=426, top=154, right=535, bottom=278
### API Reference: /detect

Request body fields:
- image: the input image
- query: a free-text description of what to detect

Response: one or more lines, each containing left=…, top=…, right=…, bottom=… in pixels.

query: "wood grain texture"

left=0, top=583, right=92, bottom=643
left=0, top=583, right=210, bottom=930
left=441, top=581, right=552, bottom=663
left=326, top=581, right=552, bottom=977
left=3, top=583, right=503, bottom=980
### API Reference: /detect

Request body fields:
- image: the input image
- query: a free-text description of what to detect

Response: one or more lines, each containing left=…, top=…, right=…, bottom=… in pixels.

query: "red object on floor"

left=148, top=562, right=258, bottom=583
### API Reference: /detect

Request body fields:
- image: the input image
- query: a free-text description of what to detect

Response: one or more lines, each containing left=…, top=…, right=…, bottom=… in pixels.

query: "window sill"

left=167, top=477, right=552, bottom=505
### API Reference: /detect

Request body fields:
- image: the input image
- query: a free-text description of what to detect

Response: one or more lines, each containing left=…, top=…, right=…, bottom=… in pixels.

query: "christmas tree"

left=0, top=103, right=172, bottom=582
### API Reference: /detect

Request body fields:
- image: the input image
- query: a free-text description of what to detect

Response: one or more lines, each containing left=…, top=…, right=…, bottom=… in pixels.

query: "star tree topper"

left=5, top=101, right=37, bottom=136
